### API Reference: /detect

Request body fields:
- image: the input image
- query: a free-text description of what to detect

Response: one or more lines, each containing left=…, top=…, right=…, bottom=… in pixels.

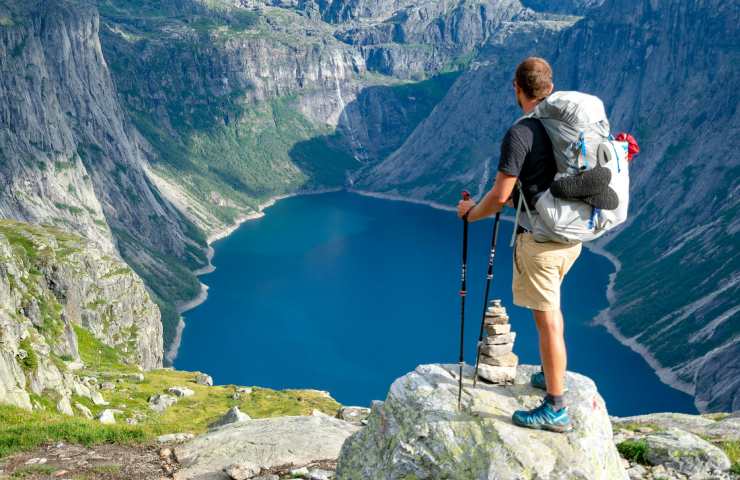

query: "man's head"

left=513, top=57, right=554, bottom=113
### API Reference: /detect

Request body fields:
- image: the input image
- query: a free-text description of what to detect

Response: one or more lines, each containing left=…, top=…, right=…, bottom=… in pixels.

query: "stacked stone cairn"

left=476, top=299, right=518, bottom=384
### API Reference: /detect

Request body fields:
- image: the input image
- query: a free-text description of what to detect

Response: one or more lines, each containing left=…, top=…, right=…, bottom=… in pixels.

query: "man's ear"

left=548, top=83, right=555, bottom=95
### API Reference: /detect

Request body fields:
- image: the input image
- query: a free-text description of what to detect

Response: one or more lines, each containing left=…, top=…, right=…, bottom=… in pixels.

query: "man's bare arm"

left=456, top=172, right=517, bottom=221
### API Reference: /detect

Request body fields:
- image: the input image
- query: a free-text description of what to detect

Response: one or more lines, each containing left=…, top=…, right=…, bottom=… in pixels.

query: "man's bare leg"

left=533, top=309, right=566, bottom=397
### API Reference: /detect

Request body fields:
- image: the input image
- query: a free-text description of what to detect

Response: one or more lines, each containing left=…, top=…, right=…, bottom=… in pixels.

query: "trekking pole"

left=472, top=212, right=501, bottom=388
left=457, top=191, right=471, bottom=411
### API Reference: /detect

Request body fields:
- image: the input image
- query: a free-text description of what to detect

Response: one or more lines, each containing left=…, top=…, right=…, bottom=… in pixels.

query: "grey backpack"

left=512, top=91, right=631, bottom=245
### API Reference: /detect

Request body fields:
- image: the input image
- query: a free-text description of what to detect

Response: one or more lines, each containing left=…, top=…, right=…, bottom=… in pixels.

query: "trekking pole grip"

left=461, top=190, right=472, bottom=221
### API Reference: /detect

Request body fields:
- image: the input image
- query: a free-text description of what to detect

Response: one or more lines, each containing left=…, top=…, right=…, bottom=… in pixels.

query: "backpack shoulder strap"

left=509, top=180, right=537, bottom=247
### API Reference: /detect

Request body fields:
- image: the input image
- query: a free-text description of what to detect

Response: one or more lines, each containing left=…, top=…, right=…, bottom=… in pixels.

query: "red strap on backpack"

left=615, top=132, right=640, bottom=161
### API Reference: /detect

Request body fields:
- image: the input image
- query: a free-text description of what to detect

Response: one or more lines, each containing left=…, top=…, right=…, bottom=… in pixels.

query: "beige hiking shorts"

left=512, top=232, right=582, bottom=312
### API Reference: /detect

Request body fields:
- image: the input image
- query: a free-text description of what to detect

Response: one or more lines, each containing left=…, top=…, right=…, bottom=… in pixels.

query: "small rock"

left=25, top=458, right=47, bottom=465
left=478, top=352, right=518, bottom=367
left=626, top=464, right=646, bottom=479
left=209, top=407, right=251, bottom=430
left=167, top=386, right=195, bottom=398
left=149, top=394, right=178, bottom=412
left=337, top=406, right=371, bottom=426
left=90, top=390, right=108, bottom=406
left=74, top=402, right=93, bottom=420
left=100, top=382, right=116, bottom=391
left=487, top=323, right=511, bottom=335
left=57, top=397, right=74, bottom=416
left=476, top=364, right=517, bottom=383
left=157, top=433, right=194, bottom=443
left=483, top=332, right=517, bottom=345
left=478, top=342, right=513, bottom=357
left=290, top=466, right=310, bottom=477
left=253, top=476, right=279, bottom=480
left=223, top=462, right=261, bottom=480
left=98, top=409, right=118, bottom=424
left=125, top=417, right=138, bottom=425
left=52, top=470, right=69, bottom=477
left=651, top=464, right=667, bottom=476
left=194, top=373, right=213, bottom=386
left=67, top=360, right=84, bottom=370
left=643, top=427, right=731, bottom=476
left=236, top=387, right=252, bottom=394
left=159, top=448, right=172, bottom=460
left=308, top=468, right=334, bottom=480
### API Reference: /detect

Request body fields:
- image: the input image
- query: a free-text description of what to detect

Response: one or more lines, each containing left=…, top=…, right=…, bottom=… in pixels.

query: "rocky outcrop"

left=337, top=363, right=627, bottom=479
left=173, top=415, right=360, bottom=479
left=0, top=220, right=162, bottom=412
left=612, top=413, right=738, bottom=479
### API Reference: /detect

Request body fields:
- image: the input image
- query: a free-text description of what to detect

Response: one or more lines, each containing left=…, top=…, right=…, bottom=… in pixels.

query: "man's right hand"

left=457, top=199, right=476, bottom=219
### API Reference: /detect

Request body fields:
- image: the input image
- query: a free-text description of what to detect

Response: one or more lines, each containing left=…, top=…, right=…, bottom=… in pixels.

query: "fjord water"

left=175, top=191, right=696, bottom=416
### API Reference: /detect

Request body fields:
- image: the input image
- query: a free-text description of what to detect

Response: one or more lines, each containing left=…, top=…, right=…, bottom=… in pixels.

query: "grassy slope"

left=1, top=324, right=341, bottom=459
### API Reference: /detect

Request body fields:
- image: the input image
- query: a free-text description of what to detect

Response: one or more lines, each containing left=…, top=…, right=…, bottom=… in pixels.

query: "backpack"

left=511, top=91, right=631, bottom=245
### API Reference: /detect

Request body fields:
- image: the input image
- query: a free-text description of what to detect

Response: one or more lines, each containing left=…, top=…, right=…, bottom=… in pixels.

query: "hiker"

left=457, top=57, right=578, bottom=433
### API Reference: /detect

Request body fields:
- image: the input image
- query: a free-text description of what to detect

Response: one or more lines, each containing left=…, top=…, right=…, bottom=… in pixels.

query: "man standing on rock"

left=457, top=57, right=580, bottom=433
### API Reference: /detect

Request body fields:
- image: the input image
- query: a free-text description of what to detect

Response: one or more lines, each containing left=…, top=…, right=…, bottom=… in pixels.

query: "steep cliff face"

left=325, top=0, right=571, bottom=79
left=0, top=0, right=208, bottom=349
left=359, top=0, right=740, bottom=412
left=357, top=15, right=576, bottom=201
left=0, top=220, right=161, bottom=413
left=96, top=0, right=464, bottom=236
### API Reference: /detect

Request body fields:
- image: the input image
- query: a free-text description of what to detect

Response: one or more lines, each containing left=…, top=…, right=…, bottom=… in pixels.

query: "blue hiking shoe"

left=512, top=400, right=573, bottom=433
left=531, top=371, right=547, bottom=390
left=530, top=371, right=568, bottom=392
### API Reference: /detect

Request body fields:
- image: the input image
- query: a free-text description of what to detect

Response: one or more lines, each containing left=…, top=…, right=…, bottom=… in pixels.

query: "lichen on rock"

left=337, top=363, right=628, bottom=479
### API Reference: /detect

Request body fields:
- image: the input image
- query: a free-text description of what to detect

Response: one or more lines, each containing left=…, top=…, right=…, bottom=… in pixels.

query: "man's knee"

left=533, top=309, right=563, bottom=333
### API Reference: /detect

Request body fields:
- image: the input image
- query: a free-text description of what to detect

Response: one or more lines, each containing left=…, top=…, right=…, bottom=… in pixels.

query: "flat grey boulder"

left=336, top=363, right=627, bottom=480
left=613, top=412, right=740, bottom=441
left=168, top=386, right=196, bottom=398
left=208, top=407, right=251, bottom=430
left=195, top=373, right=214, bottom=386
left=149, top=393, right=178, bottom=412
left=174, top=415, right=360, bottom=480
left=642, top=427, right=731, bottom=477
left=223, top=462, right=260, bottom=480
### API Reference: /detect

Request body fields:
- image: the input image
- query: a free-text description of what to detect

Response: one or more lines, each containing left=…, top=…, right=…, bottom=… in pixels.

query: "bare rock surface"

left=337, top=363, right=627, bottom=479
left=174, top=415, right=360, bottom=480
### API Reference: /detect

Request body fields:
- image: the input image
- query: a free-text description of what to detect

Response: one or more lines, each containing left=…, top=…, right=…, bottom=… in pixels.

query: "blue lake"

left=175, top=191, right=696, bottom=416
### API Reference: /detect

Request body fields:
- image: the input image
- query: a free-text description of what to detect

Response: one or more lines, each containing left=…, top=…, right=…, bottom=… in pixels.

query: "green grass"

left=617, top=439, right=649, bottom=465
left=9, top=464, right=57, bottom=478
left=0, top=367, right=342, bottom=459
left=717, top=440, right=739, bottom=474
left=75, top=325, right=137, bottom=374
left=17, top=338, right=38, bottom=371
left=86, top=368, right=341, bottom=436
left=0, top=405, right=148, bottom=458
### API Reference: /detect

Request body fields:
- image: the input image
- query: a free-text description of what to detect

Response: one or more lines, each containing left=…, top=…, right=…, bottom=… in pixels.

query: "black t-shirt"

left=498, top=118, right=557, bottom=211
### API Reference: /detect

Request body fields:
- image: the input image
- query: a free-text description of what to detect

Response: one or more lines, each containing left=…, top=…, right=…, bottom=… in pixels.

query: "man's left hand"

left=457, top=199, right=476, bottom=219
